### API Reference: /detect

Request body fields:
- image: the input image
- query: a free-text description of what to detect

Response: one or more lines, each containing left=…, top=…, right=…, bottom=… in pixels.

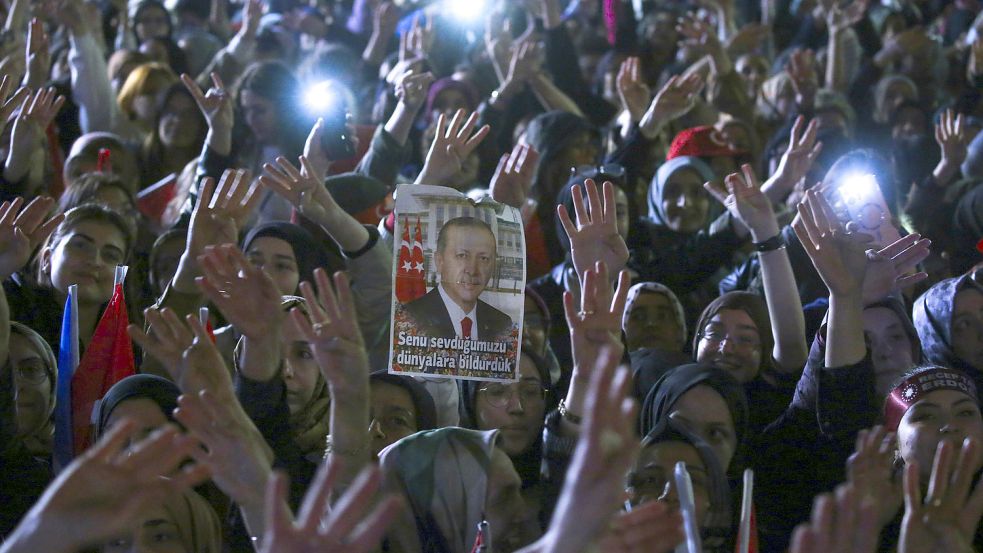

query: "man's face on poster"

left=435, top=223, right=496, bottom=312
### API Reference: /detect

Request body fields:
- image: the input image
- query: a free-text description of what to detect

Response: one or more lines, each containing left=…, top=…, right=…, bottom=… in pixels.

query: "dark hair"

left=130, top=0, right=173, bottom=43
left=35, top=204, right=135, bottom=287
left=233, top=62, right=311, bottom=159
left=141, top=82, right=207, bottom=184
left=435, top=217, right=496, bottom=256
left=140, top=36, right=190, bottom=75
left=57, top=172, right=135, bottom=214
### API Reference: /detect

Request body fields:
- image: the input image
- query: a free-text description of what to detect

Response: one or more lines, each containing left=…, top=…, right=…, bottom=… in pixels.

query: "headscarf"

left=639, top=363, right=749, bottom=460
left=647, top=156, right=715, bottom=229
left=241, top=222, right=331, bottom=291
left=158, top=489, right=223, bottom=553
left=524, top=111, right=597, bottom=204
left=755, top=72, right=793, bottom=124
left=866, top=296, right=922, bottom=364
left=379, top=427, right=499, bottom=553
left=94, top=374, right=180, bottom=437
left=623, top=282, right=688, bottom=348
left=282, top=297, right=331, bottom=460
left=640, top=418, right=733, bottom=553
left=951, top=185, right=983, bottom=276
left=8, top=323, right=57, bottom=456
left=369, top=371, right=438, bottom=432
left=324, top=173, right=392, bottom=225
left=873, top=74, right=918, bottom=124
left=423, top=78, right=480, bottom=126
left=630, top=347, right=693, bottom=403
left=913, top=273, right=983, bottom=374
left=692, top=292, right=774, bottom=377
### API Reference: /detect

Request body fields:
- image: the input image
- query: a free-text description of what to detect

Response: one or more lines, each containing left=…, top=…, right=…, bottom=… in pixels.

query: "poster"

left=388, top=184, right=525, bottom=382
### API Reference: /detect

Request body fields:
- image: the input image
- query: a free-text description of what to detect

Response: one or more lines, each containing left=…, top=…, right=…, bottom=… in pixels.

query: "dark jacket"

left=400, top=288, right=513, bottom=341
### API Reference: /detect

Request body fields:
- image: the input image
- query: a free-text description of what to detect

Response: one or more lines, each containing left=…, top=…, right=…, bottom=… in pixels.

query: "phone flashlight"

left=302, top=80, right=355, bottom=160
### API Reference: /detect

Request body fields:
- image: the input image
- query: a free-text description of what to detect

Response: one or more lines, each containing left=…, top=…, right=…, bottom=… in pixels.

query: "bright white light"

left=838, top=173, right=878, bottom=205
left=447, top=0, right=486, bottom=23
left=303, top=81, right=337, bottom=112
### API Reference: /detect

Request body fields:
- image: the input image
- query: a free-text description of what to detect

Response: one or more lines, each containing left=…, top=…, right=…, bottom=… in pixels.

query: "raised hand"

left=237, top=0, right=263, bottom=43
left=258, top=463, right=403, bottom=553
left=563, top=261, right=630, bottom=379
left=847, top=426, right=902, bottom=528
left=825, top=0, right=868, bottom=34
left=6, top=87, right=66, bottom=175
left=594, top=501, right=684, bottom=552
left=196, top=244, right=284, bottom=340
left=0, top=74, right=30, bottom=138
left=860, top=233, right=930, bottom=304
left=787, top=49, right=818, bottom=108
left=640, top=73, right=704, bottom=137
left=182, top=72, right=233, bottom=133
left=173, top=169, right=258, bottom=292
left=676, top=15, right=722, bottom=58
left=616, top=56, right=650, bottom=123
left=394, top=69, right=434, bottom=114
left=524, top=347, right=639, bottom=552
left=766, top=116, right=823, bottom=201
left=704, top=164, right=779, bottom=242
left=900, top=439, right=983, bottom=553
left=3, top=421, right=209, bottom=553
left=725, top=22, right=770, bottom=57
left=373, top=1, right=400, bottom=39
left=934, top=109, right=969, bottom=184
left=792, top=189, right=873, bottom=298
left=405, top=13, right=435, bottom=63
left=490, top=143, right=538, bottom=210
left=789, top=484, right=880, bottom=553
left=25, top=18, right=51, bottom=90
left=557, top=179, right=630, bottom=278
left=414, top=109, right=490, bottom=186
left=293, top=269, right=369, bottom=395
left=260, top=154, right=340, bottom=229
left=0, top=196, right=62, bottom=280
left=506, top=40, right=543, bottom=85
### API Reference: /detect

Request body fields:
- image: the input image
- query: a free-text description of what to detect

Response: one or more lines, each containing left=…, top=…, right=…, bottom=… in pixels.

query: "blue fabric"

left=53, top=288, right=78, bottom=471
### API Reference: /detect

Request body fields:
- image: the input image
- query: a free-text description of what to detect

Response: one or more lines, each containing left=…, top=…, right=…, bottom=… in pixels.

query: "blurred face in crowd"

left=134, top=5, right=170, bottom=43
left=952, top=288, right=983, bottom=371
left=280, top=314, right=320, bottom=415
left=736, top=54, right=768, bottom=100
left=240, top=90, right=279, bottom=145
left=431, top=88, right=471, bottom=120
left=879, top=80, right=917, bottom=122
left=624, top=291, right=684, bottom=352
left=159, top=92, right=204, bottom=150
left=522, top=296, right=548, bottom=357
left=475, top=355, right=546, bottom=456
left=696, top=309, right=763, bottom=383
left=9, top=334, right=52, bottom=437
left=368, top=381, right=418, bottom=458
left=668, top=385, right=738, bottom=470
left=891, top=105, right=929, bottom=142
left=435, top=223, right=496, bottom=313
left=558, top=132, right=600, bottom=173
left=640, top=12, right=678, bottom=58
left=44, top=220, right=127, bottom=305
left=863, top=307, right=915, bottom=397
left=661, top=167, right=709, bottom=234
left=103, top=504, right=188, bottom=553
left=627, top=440, right=710, bottom=524
left=485, top=446, right=538, bottom=552
left=719, top=122, right=753, bottom=156
left=246, top=237, right=300, bottom=296
left=151, top=235, right=185, bottom=295
left=897, top=389, right=983, bottom=481
left=103, top=398, right=169, bottom=447
left=613, top=185, right=630, bottom=238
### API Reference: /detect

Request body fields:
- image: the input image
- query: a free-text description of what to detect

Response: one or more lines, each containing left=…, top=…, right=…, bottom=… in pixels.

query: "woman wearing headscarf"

left=379, top=427, right=538, bottom=553
left=622, top=282, right=688, bottom=354
left=100, top=488, right=223, bottom=553
left=4, top=323, right=57, bottom=459
left=367, top=371, right=437, bottom=458
left=913, top=271, right=983, bottom=383
left=627, top=418, right=734, bottom=553
left=94, top=374, right=181, bottom=439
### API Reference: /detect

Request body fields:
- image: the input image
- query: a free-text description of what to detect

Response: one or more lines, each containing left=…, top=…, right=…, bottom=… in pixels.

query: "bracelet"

left=558, top=399, right=582, bottom=425
left=753, top=234, right=785, bottom=252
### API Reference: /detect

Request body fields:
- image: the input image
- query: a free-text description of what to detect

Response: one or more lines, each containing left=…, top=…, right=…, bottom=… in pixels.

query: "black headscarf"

left=241, top=222, right=331, bottom=290
left=94, top=374, right=180, bottom=437
left=692, top=291, right=774, bottom=377
left=639, top=363, right=749, bottom=458
left=913, top=273, right=983, bottom=375
left=951, top=184, right=983, bottom=276
left=369, top=371, right=438, bottom=432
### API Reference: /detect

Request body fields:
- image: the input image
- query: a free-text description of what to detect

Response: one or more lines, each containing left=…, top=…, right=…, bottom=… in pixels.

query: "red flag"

left=734, top=504, right=759, bottom=553
left=70, top=282, right=135, bottom=454
left=411, top=217, right=427, bottom=297
left=395, top=220, right=417, bottom=303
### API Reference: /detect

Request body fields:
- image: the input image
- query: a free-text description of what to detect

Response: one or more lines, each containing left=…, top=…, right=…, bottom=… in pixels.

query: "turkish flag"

left=411, top=218, right=427, bottom=297
left=395, top=220, right=417, bottom=303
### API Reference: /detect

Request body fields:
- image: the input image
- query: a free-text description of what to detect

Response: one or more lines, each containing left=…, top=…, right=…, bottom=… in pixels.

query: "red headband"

left=884, top=369, right=979, bottom=432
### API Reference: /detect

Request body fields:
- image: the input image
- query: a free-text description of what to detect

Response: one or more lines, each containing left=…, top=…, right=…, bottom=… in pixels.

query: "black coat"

left=401, top=288, right=513, bottom=340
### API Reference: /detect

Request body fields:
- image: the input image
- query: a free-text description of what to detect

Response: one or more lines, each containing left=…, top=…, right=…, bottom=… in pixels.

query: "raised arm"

left=706, top=164, right=808, bottom=373
left=414, top=109, right=490, bottom=186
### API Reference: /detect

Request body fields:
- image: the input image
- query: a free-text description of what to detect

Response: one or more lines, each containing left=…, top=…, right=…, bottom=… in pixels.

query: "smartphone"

left=822, top=173, right=901, bottom=247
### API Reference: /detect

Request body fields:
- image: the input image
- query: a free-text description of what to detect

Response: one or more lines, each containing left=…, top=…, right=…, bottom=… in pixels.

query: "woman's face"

left=736, top=55, right=767, bottom=98
left=281, top=314, right=320, bottom=415
left=45, top=220, right=127, bottom=305
left=134, top=6, right=170, bottom=43
left=246, top=236, right=300, bottom=296
left=624, top=291, right=684, bottom=353
left=522, top=296, right=547, bottom=357
left=103, top=504, right=188, bottom=553
left=475, top=355, right=546, bottom=457
left=431, top=89, right=470, bottom=119
left=151, top=236, right=185, bottom=294
left=628, top=441, right=710, bottom=524
left=891, top=106, right=929, bottom=141
left=952, top=288, right=983, bottom=371
left=10, top=333, right=51, bottom=436
left=695, top=309, right=763, bottom=383
left=558, top=131, right=600, bottom=172
left=897, top=389, right=983, bottom=480
left=863, top=307, right=915, bottom=397
left=104, top=397, right=170, bottom=446
left=485, top=446, right=537, bottom=552
left=668, top=385, right=737, bottom=470
left=368, top=381, right=418, bottom=458
left=881, top=81, right=916, bottom=119
left=240, top=90, right=279, bottom=145
left=660, top=168, right=709, bottom=234
left=159, top=93, right=204, bottom=150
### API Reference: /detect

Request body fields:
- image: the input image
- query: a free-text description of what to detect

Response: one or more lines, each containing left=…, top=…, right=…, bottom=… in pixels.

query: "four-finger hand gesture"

left=936, top=108, right=969, bottom=168
left=415, top=109, right=490, bottom=186
left=792, top=189, right=872, bottom=298
left=563, top=261, right=630, bottom=375
left=490, top=143, right=538, bottom=210
left=196, top=244, right=284, bottom=340
left=0, top=196, right=62, bottom=280
left=260, top=155, right=340, bottom=230
left=847, top=426, right=902, bottom=528
left=860, top=233, right=930, bottom=304
left=616, top=56, right=650, bottom=123
left=557, top=179, right=630, bottom=278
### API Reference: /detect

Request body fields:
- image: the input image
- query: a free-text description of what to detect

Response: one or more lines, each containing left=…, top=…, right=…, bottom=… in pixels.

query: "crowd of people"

left=0, top=0, right=982, bottom=551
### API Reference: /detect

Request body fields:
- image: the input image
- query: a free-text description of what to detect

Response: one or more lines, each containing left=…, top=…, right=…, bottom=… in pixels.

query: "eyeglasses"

left=478, top=382, right=547, bottom=408
left=570, top=163, right=627, bottom=183
left=698, top=328, right=760, bottom=351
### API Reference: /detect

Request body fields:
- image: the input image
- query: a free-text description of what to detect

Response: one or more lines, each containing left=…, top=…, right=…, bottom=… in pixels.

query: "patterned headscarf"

left=623, top=282, right=688, bottom=351
left=647, top=156, right=716, bottom=230
left=913, top=273, right=983, bottom=374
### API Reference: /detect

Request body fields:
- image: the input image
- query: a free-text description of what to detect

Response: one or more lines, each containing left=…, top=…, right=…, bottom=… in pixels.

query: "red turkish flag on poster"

left=395, top=220, right=419, bottom=303
left=411, top=217, right=427, bottom=297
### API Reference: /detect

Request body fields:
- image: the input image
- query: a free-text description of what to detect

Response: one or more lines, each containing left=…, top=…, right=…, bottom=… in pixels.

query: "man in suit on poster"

left=402, top=216, right=513, bottom=340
